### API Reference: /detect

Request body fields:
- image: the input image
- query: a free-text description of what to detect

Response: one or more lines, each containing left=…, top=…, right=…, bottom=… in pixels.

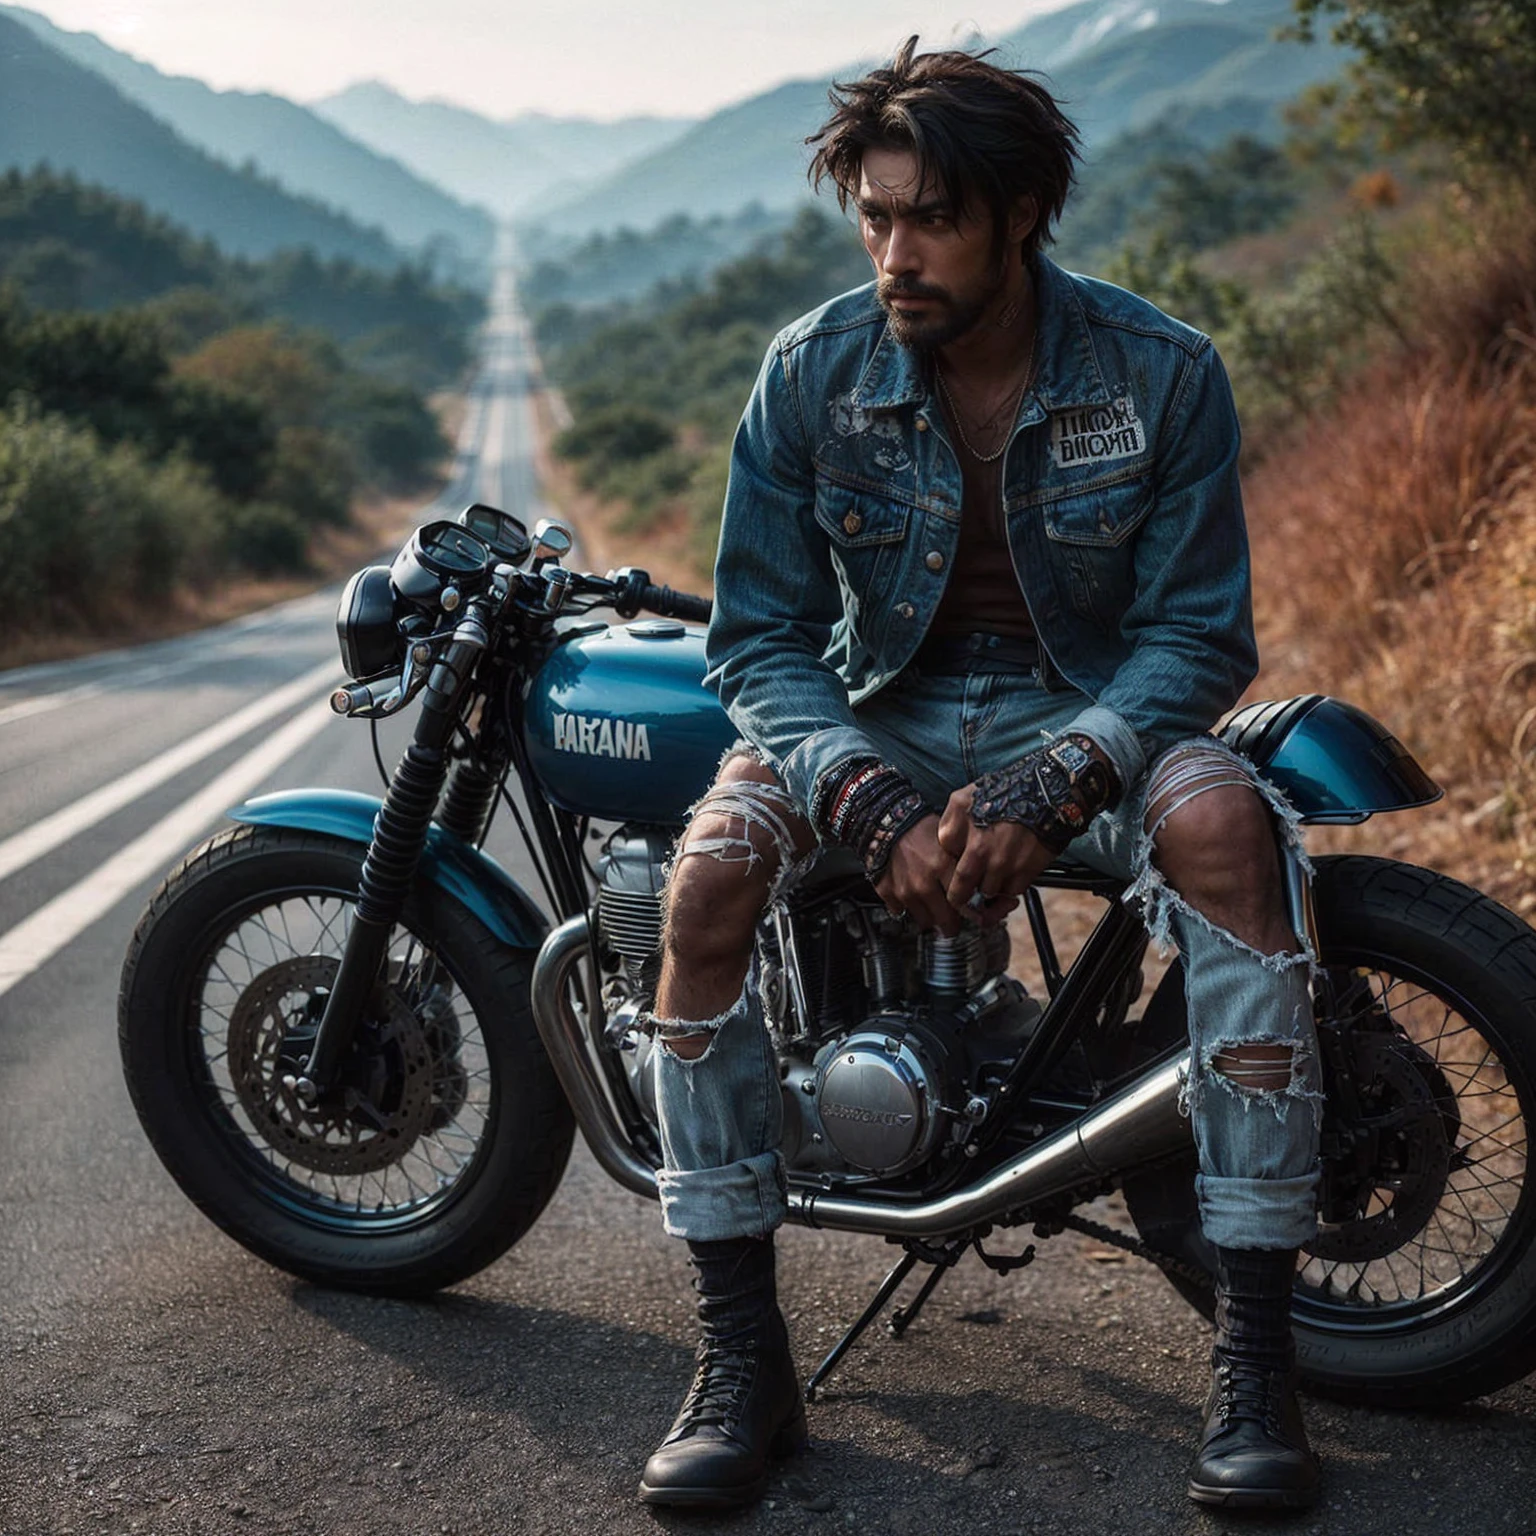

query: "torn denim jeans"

left=651, top=980, right=787, bottom=1241
left=652, top=668, right=1321, bottom=1252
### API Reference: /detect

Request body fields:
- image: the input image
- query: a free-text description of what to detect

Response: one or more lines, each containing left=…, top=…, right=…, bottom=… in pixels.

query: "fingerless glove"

left=969, top=734, right=1118, bottom=853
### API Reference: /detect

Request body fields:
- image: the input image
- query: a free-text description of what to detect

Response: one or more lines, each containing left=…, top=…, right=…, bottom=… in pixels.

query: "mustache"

left=877, top=277, right=951, bottom=303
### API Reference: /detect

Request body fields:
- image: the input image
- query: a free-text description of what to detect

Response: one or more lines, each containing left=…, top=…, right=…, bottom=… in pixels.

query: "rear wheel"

left=1123, top=855, right=1536, bottom=1405
left=119, top=824, right=574, bottom=1295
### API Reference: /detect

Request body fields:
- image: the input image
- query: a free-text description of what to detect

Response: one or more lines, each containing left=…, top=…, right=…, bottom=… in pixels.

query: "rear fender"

left=1220, top=695, right=1442, bottom=824
left=229, top=789, right=550, bottom=950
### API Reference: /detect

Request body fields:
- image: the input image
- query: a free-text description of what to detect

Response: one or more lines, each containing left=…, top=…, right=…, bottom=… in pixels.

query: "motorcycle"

left=119, top=501, right=1536, bottom=1407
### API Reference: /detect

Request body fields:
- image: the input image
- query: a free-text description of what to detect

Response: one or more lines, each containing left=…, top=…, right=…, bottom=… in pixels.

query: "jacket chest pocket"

left=1037, top=475, right=1154, bottom=624
left=814, top=487, right=911, bottom=620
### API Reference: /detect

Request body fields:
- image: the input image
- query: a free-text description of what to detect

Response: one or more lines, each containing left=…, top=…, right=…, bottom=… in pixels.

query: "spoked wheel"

left=120, top=824, right=573, bottom=1295
left=1299, top=964, right=1519, bottom=1313
left=1123, top=855, right=1536, bottom=1406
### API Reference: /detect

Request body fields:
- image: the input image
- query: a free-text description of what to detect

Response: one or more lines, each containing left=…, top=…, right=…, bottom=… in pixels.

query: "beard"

left=877, top=264, right=1008, bottom=351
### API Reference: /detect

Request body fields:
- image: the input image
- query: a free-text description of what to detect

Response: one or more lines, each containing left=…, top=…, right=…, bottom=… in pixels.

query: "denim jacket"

left=703, top=255, right=1258, bottom=811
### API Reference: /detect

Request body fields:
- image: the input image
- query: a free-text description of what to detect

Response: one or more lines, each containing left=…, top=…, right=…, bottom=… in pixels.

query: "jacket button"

left=843, top=511, right=863, bottom=536
left=925, top=550, right=944, bottom=571
left=897, top=602, right=915, bottom=619
left=915, top=417, right=929, bottom=432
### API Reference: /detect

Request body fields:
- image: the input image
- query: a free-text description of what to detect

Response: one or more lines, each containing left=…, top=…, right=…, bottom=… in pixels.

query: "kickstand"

left=888, top=1256, right=949, bottom=1337
left=803, top=1245, right=958, bottom=1402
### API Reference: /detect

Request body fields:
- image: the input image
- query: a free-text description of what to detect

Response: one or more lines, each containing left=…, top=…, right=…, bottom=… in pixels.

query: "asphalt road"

left=1, top=271, right=1533, bottom=1536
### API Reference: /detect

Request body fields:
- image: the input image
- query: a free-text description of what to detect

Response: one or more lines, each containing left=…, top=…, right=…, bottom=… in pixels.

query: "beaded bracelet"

left=813, top=755, right=933, bottom=879
left=862, top=788, right=930, bottom=880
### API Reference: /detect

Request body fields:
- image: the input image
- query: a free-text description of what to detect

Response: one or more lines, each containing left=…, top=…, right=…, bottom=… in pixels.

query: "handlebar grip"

left=642, top=583, right=712, bottom=624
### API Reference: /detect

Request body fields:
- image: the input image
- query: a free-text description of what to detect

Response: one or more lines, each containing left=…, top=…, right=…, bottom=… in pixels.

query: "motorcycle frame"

left=227, top=580, right=1435, bottom=1240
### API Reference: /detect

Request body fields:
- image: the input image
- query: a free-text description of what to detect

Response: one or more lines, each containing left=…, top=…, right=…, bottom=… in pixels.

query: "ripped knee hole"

left=659, top=1033, right=713, bottom=1061
left=675, top=779, right=808, bottom=871
left=1209, top=1042, right=1299, bottom=1094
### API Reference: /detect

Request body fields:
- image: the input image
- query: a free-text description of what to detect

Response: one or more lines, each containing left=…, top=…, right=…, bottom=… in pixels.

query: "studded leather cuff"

left=969, top=733, right=1118, bottom=852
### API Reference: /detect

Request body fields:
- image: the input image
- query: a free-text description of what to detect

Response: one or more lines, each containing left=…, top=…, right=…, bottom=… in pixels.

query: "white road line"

left=0, top=659, right=340, bottom=886
left=0, top=650, right=211, bottom=728
left=0, top=599, right=337, bottom=726
left=0, top=697, right=336, bottom=1001
left=477, top=385, right=509, bottom=506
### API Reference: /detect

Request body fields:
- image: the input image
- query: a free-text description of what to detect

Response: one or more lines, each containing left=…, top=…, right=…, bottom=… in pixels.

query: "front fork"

left=285, top=624, right=485, bottom=1104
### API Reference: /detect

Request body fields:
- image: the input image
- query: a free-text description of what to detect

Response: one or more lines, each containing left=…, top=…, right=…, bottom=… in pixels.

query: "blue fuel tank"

left=524, top=620, right=738, bottom=824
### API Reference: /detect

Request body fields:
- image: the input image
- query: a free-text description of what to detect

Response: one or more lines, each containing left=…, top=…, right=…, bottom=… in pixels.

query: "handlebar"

left=332, top=559, right=713, bottom=721
left=639, top=582, right=712, bottom=625
left=602, top=566, right=712, bottom=625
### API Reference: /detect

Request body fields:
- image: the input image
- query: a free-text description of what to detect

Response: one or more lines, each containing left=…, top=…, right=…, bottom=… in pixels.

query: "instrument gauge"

left=391, top=519, right=493, bottom=604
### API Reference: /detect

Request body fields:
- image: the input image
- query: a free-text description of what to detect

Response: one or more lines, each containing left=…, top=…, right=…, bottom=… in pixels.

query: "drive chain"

left=1058, top=1211, right=1215, bottom=1291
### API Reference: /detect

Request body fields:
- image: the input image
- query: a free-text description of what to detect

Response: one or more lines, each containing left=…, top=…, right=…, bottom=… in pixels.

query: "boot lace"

left=1214, top=1359, right=1286, bottom=1436
left=677, top=1340, right=758, bottom=1431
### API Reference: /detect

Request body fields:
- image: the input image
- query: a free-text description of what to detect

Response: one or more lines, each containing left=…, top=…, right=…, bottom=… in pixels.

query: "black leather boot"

left=638, top=1235, right=807, bottom=1509
left=1187, top=1246, right=1320, bottom=1509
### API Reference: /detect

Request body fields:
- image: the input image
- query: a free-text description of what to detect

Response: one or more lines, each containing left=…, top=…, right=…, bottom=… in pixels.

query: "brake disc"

left=1308, top=1033, right=1455, bottom=1262
left=227, top=955, right=436, bottom=1175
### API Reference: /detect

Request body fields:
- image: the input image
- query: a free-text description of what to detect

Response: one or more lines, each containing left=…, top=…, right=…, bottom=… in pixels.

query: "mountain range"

left=0, top=0, right=1349, bottom=282
left=313, top=83, right=692, bottom=220
left=1001, top=0, right=1345, bottom=143
left=0, top=11, right=407, bottom=270
left=2, top=3, right=494, bottom=265
left=531, top=0, right=1347, bottom=236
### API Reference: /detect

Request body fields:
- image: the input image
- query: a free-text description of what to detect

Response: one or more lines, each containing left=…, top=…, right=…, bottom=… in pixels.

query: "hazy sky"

left=16, top=0, right=1075, bottom=120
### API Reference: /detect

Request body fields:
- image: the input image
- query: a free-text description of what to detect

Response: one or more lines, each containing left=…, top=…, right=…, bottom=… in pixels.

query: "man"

left=637, top=40, right=1323, bottom=1514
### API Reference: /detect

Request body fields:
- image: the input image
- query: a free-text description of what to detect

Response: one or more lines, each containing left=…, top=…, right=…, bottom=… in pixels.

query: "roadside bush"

left=337, top=376, right=447, bottom=490
left=221, top=501, right=311, bottom=576
left=556, top=403, right=675, bottom=485
left=264, top=425, right=355, bottom=528
left=0, top=397, right=223, bottom=627
left=605, top=444, right=696, bottom=526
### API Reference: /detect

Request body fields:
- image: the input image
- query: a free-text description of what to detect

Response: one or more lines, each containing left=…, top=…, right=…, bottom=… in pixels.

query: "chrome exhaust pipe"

left=530, top=914, right=1193, bottom=1236
left=530, top=913, right=660, bottom=1199
left=789, top=1051, right=1190, bottom=1235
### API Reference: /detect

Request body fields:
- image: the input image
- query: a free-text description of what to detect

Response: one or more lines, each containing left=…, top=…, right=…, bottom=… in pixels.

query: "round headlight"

left=337, top=565, right=403, bottom=680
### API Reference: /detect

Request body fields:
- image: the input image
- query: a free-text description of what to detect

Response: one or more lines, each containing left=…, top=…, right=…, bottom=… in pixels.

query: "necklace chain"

left=935, top=345, right=1037, bottom=464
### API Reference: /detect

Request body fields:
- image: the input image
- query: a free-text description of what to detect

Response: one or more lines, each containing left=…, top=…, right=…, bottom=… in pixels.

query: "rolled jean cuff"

left=656, top=1150, right=788, bottom=1241
left=1062, top=703, right=1146, bottom=797
left=1196, top=1168, right=1320, bottom=1250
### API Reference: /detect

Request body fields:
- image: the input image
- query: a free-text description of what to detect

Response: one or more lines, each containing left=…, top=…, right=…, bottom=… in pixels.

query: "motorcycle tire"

left=1122, top=854, right=1536, bottom=1406
left=119, top=823, right=575, bottom=1297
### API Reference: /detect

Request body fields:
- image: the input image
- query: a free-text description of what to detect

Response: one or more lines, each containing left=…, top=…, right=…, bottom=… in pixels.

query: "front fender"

left=230, top=789, right=550, bottom=950
left=1221, top=695, right=1442, bottom=824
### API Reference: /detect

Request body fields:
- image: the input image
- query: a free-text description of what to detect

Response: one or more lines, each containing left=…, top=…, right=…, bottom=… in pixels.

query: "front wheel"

left=119, top=824, right=574, bottom=1295
left=1123, top=854, right=1536, bottom=1406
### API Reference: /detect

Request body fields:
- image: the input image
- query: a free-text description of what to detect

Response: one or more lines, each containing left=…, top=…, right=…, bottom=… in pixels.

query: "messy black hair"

left=807, top=36, right=1080, bottom=258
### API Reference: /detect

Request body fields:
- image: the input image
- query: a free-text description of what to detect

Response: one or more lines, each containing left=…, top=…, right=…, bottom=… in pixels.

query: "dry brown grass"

left=1245, top=193, right=1536, bottom=910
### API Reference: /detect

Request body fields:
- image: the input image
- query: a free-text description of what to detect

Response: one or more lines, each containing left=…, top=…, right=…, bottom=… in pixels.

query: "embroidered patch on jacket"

left=829, top=391, right=913, bottom=473
left=1049, top=395, right=1146, bottom=469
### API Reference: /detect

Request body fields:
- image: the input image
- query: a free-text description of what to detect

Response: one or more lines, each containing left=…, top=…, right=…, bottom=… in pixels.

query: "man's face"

left=856, top=146, right=1015, bottom=351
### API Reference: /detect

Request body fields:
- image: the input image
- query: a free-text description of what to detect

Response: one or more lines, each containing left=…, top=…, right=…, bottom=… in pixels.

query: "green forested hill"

left=0, top=13, right=402, bottom=269
left=3, top=5, right=494, bottom=267
left=0, top=167, right=482, bottom=386
left=0, top=164, right=485, bottom=638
